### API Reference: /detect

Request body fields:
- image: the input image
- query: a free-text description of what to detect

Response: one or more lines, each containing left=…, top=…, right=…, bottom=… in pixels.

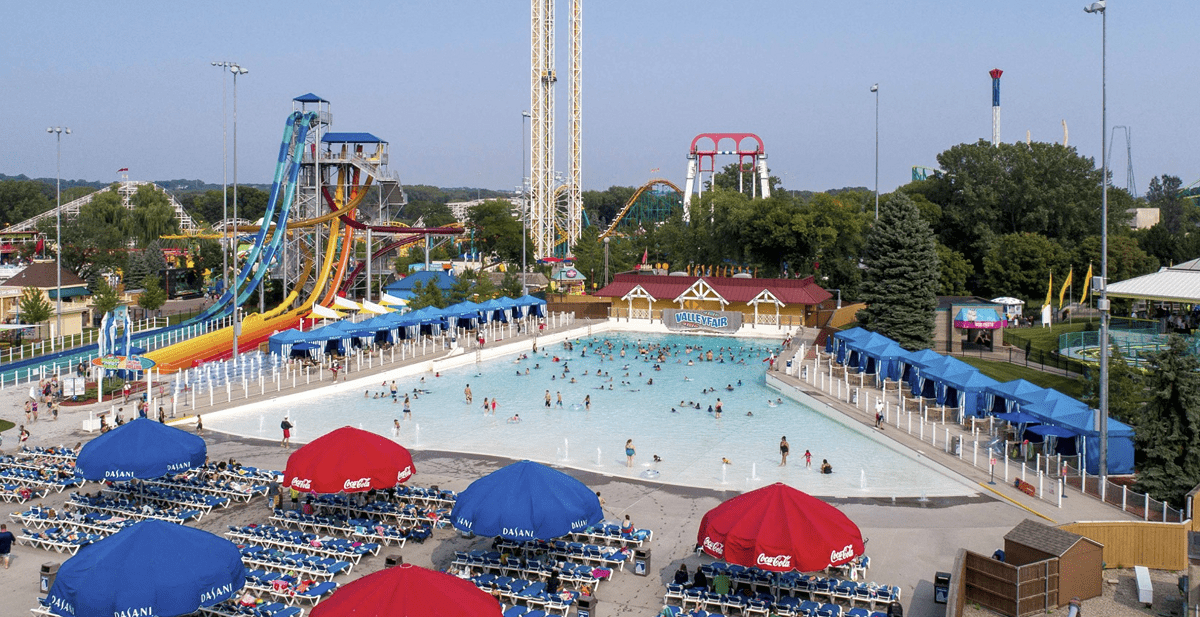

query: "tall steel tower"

left=990, top=68, right=1003, bottom=146
left=530, top=0, right=582, bottom=259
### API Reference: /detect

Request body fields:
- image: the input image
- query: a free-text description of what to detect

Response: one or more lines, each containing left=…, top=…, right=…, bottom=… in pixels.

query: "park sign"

left=91, top=355, right=156, bottom=371
left=663, top=308, right=743, bottom=334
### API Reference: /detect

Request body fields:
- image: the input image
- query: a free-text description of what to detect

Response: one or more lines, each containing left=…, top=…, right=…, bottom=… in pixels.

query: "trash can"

left=950, top=436, right=961, bottom=456
left=850, top=388, right=859, bottom=404
left=886, top=600, right=904, bottom=617
left=40, top=562, right=60, bottom=593
left=801, top=365, right=808, bottom=380
left=385, top=554, right=403, bottom=568
left=632, top=548, right=650, bottom=576
left=575, top=594, right=597, bottom=617
left=933, top=571, right=951, bottom=604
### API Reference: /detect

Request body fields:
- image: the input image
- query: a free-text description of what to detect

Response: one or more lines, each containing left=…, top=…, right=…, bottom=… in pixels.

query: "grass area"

left=0, top=419, right=14, bottom=432
left=1003, top=321, right=1097, bottom=353
left=959, top=356, right=1086, bottom=401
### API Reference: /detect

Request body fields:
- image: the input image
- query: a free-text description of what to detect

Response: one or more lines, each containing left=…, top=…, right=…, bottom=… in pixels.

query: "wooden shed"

left=1004, top=519, right=1104, bottom=604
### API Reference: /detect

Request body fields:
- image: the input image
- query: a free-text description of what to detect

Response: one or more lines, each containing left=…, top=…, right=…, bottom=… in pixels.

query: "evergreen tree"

left=138, top=276, right=167, bottom=314
left=471, top=274, right=498, bottom=301
left=1082, top=344, right=1144, bottom=428
left=18, top=287, right=53, bottom=325
left=500, top=272, right=523, bottom=298
left=92, top=279, right=121, bottom=316
left=447, top=276, right=473, bottom=305
left=856, top=193, right=940, bottom=350
left=1133, top=336, right=1200, bottom=506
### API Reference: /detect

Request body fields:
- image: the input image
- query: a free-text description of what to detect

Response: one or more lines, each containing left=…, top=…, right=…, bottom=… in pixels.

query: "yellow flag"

left=1043, top=271, right=1053, bottom=309
left=1058, top=268, right=1073, bottom=310
left=1080, top=263, right=1093, bottom=305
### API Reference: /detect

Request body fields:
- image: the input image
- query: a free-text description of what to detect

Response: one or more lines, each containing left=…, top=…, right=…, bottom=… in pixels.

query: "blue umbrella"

left=76, top=418, right=206, bottom=481
left=451, top=460, right=603, bottom=540
left=292, top=342, right=321, bottom=351
left=46, top=519, right=245, bottom=617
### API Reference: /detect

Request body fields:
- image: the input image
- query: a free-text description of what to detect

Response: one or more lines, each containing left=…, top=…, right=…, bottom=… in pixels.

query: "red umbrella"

left=310, top=563, right=501, bottom=617
left=697, top=482, right=864, bottom=572
left=284, top=426, right=415, bottom=494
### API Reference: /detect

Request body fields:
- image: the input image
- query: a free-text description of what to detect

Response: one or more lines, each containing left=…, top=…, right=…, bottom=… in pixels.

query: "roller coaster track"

left=599, top=179, right=684, bottom=240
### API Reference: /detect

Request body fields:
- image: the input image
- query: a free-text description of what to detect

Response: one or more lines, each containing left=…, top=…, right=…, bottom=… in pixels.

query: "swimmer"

left=364, top=391, right=369, bottom=398
left=670, top=408, right=677, bottom=413
left=653, top=454, right=662, bottom=463
left=683, top=376, right=692, bottom=381
left=746, top=411, right=753, bottom=417
left=507, top=414, right=521, bottom=424
left=721, top=457, right=731, bottom=465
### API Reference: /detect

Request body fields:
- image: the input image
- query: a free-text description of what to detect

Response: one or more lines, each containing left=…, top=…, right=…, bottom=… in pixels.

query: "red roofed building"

left=594, top=272, right=831, bottom=329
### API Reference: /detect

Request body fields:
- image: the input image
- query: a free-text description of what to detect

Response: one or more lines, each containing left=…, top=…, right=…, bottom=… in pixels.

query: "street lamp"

left=46, top=126, right=70, bottom=348
left=522, top=110, right=531, bottom=295
left=870, top=83, right=879, bottom=220
left=603, top=236, right=610, bottom=287
left=230, top=63, right=248, bottom=356
left=1085, top=0, right=1109, bottom=477
left=211, top=61, right=234, bottom=299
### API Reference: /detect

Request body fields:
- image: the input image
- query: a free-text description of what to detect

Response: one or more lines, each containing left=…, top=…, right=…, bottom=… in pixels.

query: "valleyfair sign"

left=663, top=309, right=743, bottom=334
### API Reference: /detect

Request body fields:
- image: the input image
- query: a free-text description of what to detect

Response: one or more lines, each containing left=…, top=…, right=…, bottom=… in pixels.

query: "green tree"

left=138, top=276, right=167, bottom=314
left=804, top=193, right=868, bottom=298
left=499, top=271, right=523, bottom=298
left=981, top=233, right=1069, bottom=304
left=471, top=274, right=498, bottom=301
left=92, top=279, right=121, bottom=316
left=402, top=201, right=457, bottom=227
left=189, top=238, right=224, bottom=282
left=466, top=200, right=526, bottom=264
left=582, top=186, right=636, bottom=228
left=1145, top=174, right=1194, bottom=235
left=707, top=162, right=784, bottom=197
left=126, top=184, right=179, bottom=247
left=18, top=287, right=53, bottom=325
left=406, top=279, right=447, bottom=310
left=0, top=179, right=52, bottom=226
left=47, top=189, right=127, bottom=280
left=935, top=243, right=973, bottom=295
left=1133, top=336, right=1200, bottom=506
left=1082, top=344, right=1144, bottom=427
left=1072, top=235, right=1158, bottom=286
left=856, top=193, right=940, bottom=350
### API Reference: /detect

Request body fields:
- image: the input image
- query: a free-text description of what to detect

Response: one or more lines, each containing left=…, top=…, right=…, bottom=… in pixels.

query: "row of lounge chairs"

left=309, top=495, right=451, bottom=528
left=469, top=574, right=581, bottom=615
left=243, top=569, right=339, bottom=606
left=17, top=527, right=103, bottom=554
left=237, top=544, right=354, bottom=581
left=453, top=551, right=611, bottom=589
left=145, top=474, right=267, bottom=503
left=567, top=521, right=654, bottom=547
left=226, top=525, right=381, bottom=564
left=393, top=484, right=457, bottom=508
left=11, top=507, right=133, bottom=535
left=104, top=483, right=230, bottom=516
left=0, top=483, right=45, bottom=503
left=16, top=445, right=77, bottom=461
left=196, top=598, right=304, bottom=617
left=495, top=538, right=632, bottom=571
left=0, top=466, right=81, bottom=493
left=659, top=605, right=892, bottom=617
left=270, top=509, right=432, bottom=547
left=67, top=492, right=202, bottom=524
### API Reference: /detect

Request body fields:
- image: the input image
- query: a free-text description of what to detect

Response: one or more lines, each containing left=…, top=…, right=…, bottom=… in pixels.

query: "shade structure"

left=46, top=519, right=245, bottom=617
left=310, top=563, right=501, bottom=617
left=284, top=426, right=415, bottom=493
left=697, top=482, right=864, bottom=572
left=451, top=460, right=603, bottom=540
left=76, top=418, right=207, bottom=481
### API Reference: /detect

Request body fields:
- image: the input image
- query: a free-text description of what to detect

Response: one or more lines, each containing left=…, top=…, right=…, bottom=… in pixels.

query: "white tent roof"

left=1106, top=258, right=1200, bottom=303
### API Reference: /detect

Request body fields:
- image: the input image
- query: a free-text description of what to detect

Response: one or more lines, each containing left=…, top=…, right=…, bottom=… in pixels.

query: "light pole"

left=871, top=83, right=879, bottom=220
left=603, top=236, right=610, bottom=288
left=211, top=61, right=233, bottom=298
left=522, top=110, right=531, bottom=295
left=1085, top=0, right=1109, bottom=477
left=46, top=126, right=70, bottom=347
left=230, top=63, right=248, bottom=356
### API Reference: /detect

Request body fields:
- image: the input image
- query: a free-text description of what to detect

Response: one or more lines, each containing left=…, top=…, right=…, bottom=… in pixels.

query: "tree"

left=18, top=287, right=52, bottom=325
left=935, top=243, right=973, bottom=295
left=406, top=280, right=446, bottom=310
left=402, top=201, right=456, bottom=227
left=856, top=193, right=940, bottom=350
left=1072, top=235, right=1158, bottom=286
left=1145, top=175, right=1194, bottom=235
left=1133, top=336, right=1200, bottom=506
left=126, top=184, right=179, bottom=246
left=1082, top=344, right=1144, bottom=427
left=91, top=278, right=121, bottom=316
left=499, top=272, right=523, bottom=298
left=466, top=200, right=526, bottom=264
left=138, top=276, right=167, bottom=314
left=46, top=188, right=127, bottom=280
left=471, top=274, right=498, bottom=301
left=707, top=163, right=784, bottom=197
left=981, top=233, right=1069, bottom=304
left=0, top=179, right=52, bottom=226
left=447, top=274, right=474, bottom=305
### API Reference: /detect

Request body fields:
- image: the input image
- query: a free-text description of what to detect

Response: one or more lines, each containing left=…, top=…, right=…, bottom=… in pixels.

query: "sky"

left=4, top=1, right=1197, bottom=197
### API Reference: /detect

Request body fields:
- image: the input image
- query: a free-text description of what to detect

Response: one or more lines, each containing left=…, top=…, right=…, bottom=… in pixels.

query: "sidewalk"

left=772, top=338, right=1136, bottom=525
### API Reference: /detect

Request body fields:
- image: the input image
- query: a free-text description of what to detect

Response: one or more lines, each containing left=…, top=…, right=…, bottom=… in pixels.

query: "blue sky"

left=5, top=1, right=1196, bottom=196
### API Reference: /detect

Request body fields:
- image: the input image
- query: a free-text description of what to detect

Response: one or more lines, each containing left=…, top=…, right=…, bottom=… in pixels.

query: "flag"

left=1058, top=268, right=1073, bottom=310
left=1043, top=271, right=1053, bottom=309
left=650, top=168, right=660, bottom=174
left=1080, top=263, right=1093, bottom=305
left=116, top=167, right=129, bottom=173
left=641, top=248, right=648, bottom=265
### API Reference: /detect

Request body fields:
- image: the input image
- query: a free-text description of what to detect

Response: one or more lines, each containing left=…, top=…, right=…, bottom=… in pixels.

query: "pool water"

left=203, top=333, right=973, bottom=497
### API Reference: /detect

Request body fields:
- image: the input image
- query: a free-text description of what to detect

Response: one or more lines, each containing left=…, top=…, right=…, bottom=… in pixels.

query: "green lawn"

left=1004, top=321, right=1096, bottom=354
left=0, top=419, right=14, bottom=433
left=959, top=356, right=1086, bottom=401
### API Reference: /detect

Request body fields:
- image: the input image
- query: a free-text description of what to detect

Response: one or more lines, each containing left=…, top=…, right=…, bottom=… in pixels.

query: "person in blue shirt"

left=0, top=523, right=15, bottom=569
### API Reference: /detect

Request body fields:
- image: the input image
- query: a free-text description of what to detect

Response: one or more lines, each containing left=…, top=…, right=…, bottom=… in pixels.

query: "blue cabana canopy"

left=900, top=348, right=944, bottom=393
left=942, top=371, right=1002, bottom=417
left=1024, top=424, right=1079, bottom=439
left=478, top=299, right=509, bottom=323
left=913, top=355, right=975, bottom=403
left=268, top=328, right=306, bottom=356
left=830, top=327, right=873, bottom=363
left=515, top=294, right=546, bottom=317
left=983, top=379, right=1045, bottom=415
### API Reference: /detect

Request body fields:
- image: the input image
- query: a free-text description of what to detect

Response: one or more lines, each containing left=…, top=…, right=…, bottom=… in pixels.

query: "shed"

left=1004, top=519, right=1104, bottom=604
